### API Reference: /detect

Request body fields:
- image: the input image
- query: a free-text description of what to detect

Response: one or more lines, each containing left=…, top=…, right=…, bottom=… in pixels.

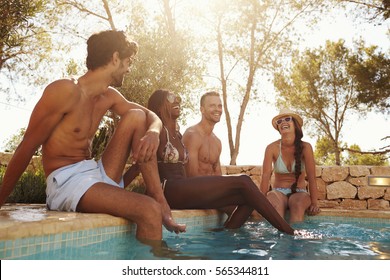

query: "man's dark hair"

left=86, top=30, right=138, bottom=70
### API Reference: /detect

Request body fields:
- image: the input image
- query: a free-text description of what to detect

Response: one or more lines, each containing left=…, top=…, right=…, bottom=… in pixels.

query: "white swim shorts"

left=46, top=159, right=124, bottom=212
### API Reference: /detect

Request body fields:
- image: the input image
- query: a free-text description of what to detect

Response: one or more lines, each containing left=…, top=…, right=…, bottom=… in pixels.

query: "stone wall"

left=1, top=152, right=389, bottom=211
left=0, top=153, right=41, bottom=172
left=222, top=165, right=390, bottom=211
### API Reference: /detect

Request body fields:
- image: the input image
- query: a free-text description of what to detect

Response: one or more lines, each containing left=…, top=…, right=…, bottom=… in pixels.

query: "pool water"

left=15, top=216, right=390, bottom=260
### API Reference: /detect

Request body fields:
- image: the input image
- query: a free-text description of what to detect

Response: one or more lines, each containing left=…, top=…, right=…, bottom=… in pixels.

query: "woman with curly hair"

left=144, top=89, right=296, bottom=235
left=260, top=109, right=320, bottom=222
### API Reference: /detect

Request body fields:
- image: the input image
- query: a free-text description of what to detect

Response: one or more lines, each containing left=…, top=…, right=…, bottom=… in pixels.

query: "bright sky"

left=188, top=12, right=390, bottom=165
left=0, top=5, right=389, bottom=166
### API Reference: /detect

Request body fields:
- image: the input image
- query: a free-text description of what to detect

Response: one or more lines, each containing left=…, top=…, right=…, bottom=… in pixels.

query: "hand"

left=307, top=203, right=321, bottom=216
left=133, top=131, right=160, bottom=163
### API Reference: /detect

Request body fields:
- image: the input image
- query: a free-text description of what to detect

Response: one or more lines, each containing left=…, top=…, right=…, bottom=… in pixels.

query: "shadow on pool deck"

left=1, top=203, right=390, bottom=240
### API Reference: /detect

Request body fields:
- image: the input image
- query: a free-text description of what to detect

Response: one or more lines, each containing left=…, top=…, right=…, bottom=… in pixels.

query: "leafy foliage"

left=348, top=42, right=390, bottom=114
left=314, top=136, right=343, bottom=165
left=0, top=0, right=56, bottom=100
left=274, top=39, right=389, bottom=165
left=0, top=165, right=46, bottom=203
left=117, top=1, right=205, bottom=113
left=344, top=144, right=388, bottom=165
left=314, top=136, right=388, bottom=165
left=3, top=128, right=41, bottom=155
left=337, top=0, right=390, bottom=21
left=1, top=0, right=389, bottom=166
left=0, top=0, right=47, bottom=69
left=200, top=0, right=330, bottom=164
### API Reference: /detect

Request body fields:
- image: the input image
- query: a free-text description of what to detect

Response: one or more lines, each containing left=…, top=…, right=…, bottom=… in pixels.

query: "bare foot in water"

left=163, top=213, right=186, bottom=234
left=155, top=194, right=186, bottom=234
left=160, top=200, right=186, bottom=233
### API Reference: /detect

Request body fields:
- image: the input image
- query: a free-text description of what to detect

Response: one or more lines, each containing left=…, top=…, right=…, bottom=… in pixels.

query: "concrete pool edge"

left=0, top=204, right=389, bottom=241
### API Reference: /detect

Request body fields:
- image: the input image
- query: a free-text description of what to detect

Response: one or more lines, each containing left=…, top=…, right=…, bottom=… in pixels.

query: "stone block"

left=384, top=188, right=390, bottom=201
left=322, top=166, right=349, bottom=182
left=0, top=152, right=13, bottom=165
left=224, top=165, right=243, bottom=175
left=317, top=200, right=340, bottom=208
left=358, top=186, right=385, bottom=199
left=340, top=199, right=367, bottom=209
left=370, top=166, right=390, bottom=175
left=349, top=166, right=370, bottom=177
left=316, top=178, right=327, bottom=200
left=315, top=166, right=322, bottom=178
left=348, top=176, right=368, bottom=187
left=326, top=181, right=357, bottom=199
left=248, top=166, right=262, bottom=176
left=367, top=199, right=390, bottom=210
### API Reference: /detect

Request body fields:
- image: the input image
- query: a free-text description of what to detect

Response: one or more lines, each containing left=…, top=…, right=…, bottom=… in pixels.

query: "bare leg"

left=266, top=190, right=288, bottom=219
left=224, top=205, right=253, bottom=229
left=164, top=175, right=295, bottom=234
left=140, top=159, right=186, bottom=233
left=101, top=109, right=144, bottom=182
left=288, top=193, right=311, bottom=223
left=101, top=109, right=185, bottom=233
left=77, top=183, right=162, bottom=240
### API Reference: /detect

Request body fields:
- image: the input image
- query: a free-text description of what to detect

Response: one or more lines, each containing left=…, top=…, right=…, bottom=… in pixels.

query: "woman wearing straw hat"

left=260, top=108, right=320, bottom=222
left=140, top=89, right=297, bottom=234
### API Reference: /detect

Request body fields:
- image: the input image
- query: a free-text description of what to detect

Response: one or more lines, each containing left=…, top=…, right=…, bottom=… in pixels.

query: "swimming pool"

left=6, top=214, right=390, bottom=260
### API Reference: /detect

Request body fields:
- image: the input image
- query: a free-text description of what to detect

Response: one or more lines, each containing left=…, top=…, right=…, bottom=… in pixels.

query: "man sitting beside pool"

left=0, top=30, right=186, bottom=242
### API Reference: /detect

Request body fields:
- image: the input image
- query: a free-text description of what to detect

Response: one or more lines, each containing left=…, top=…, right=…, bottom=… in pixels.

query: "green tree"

left=54, top=0, right=204, bottom=110
left=55, top=0, right=205, bottom=158
left=196, top=0, right=329, bottom=165
left=274, top=40, right=387, bottom=165
left=0, top=0, right=47, bottom=70
left=3, top=128, right=26, bottom=153
left=314, top=136, right=343, bottom=166
left=348, top=41, right=390, bottom=114
left=118, top=0, right=205, bottom=110
left=314, top=136, right=388, bottom=165
left=0, top=0, right=54, bottom=101
left=344, top=144, right=388, bottom=165
left=337, top=0, right=390, bottom=20
left=3, top=128, right=41, bottom=155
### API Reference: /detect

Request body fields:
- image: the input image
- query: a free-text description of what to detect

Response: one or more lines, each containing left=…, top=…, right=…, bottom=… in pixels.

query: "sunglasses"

left=276, top=116, right=293, bottom=125
left=167, top=92, right=182, bottom=104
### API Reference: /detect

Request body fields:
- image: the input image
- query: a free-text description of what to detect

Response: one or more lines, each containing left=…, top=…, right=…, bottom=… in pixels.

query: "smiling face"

left=201, top=95, right=223, bottom=124
left=276, top=116, right=295, bottom=134
left=166, top=92, right=182, bottom=120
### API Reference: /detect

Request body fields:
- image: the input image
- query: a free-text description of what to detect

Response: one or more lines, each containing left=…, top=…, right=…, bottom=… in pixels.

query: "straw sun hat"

left=272, top=108, right=303, bottom=130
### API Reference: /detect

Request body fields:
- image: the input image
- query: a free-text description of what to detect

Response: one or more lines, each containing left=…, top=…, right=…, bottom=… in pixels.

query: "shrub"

left=0, top=163, right=146, bottom=204
left=0, top=166, right=145, bottom=204
left=0, top=165, right=46, bottom=204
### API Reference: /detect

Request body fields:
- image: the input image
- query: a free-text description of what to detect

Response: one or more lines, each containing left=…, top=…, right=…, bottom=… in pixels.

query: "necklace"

left=165, top=125, right=176, bottom=139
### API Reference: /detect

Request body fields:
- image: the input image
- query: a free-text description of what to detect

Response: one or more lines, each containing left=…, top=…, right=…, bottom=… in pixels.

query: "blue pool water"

left=12, top=215, right=390, bottom=260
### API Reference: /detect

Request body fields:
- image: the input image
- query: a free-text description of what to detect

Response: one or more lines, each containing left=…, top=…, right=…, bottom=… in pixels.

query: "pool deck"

left=1, top=203, right=390, bottom=241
